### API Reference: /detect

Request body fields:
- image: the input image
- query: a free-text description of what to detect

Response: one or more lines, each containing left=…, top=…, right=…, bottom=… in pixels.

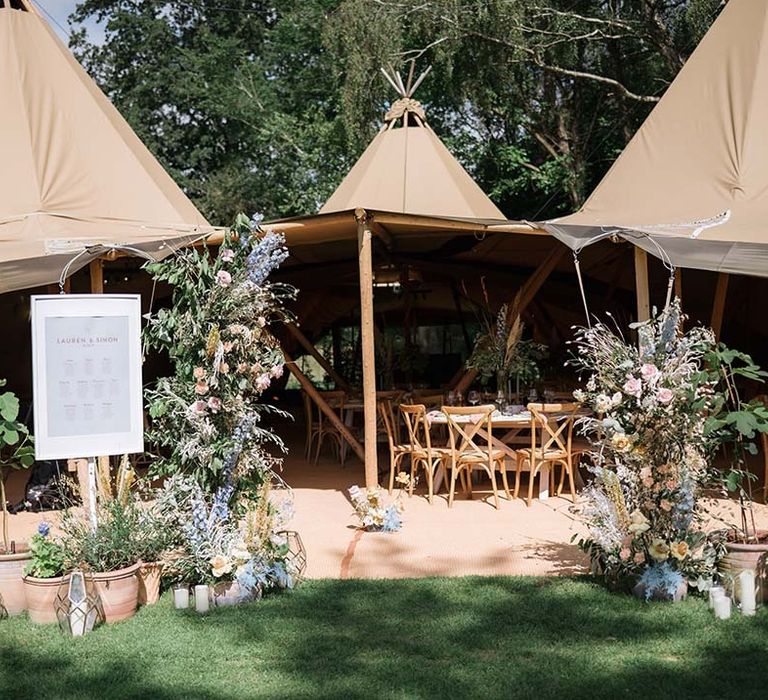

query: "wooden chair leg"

left=426, top=466, right=434, bottom=504
left=388, top=454, right=396, bottom=494
left=566, top=458, right=578, bottom=503
left=448, top=468, right=459, bottom=508
left=489, top=468, right=500, bottom=509
left=514, top=460, right=523, bottom=499
left=527, top=462, right=536, bottom=507
left=499, top=460, right=512, bottom=499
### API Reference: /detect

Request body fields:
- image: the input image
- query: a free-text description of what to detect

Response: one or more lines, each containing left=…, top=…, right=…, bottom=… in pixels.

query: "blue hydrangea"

left=638, top=561, right=684, bottom=601
left=37, top=521, right=50, bottom=537
left=381, top=505, right=402, bottom=533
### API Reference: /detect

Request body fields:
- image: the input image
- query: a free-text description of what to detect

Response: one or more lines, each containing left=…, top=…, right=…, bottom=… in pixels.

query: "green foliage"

left=24, top=533, right=67, bottom=579
left=69, top=2, right=724, bottom=223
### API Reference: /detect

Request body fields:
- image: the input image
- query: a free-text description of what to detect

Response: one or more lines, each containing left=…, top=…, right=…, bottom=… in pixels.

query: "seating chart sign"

left=31, top=295, right=144, bottom=459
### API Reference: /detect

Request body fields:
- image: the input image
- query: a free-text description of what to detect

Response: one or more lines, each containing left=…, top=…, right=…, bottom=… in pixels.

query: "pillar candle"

left=738, top=570, right=756, bottom=616
left=194, top=585, right=210, bottom=613
left=173, top=586, right=190, bottom=609
left=708, top=586, right=725, bottom=609
left=714, top=595, right=731, bottom=620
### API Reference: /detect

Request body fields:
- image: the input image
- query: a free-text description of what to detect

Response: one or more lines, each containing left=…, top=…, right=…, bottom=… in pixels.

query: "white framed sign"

left=31, top=294, right=145, bottom=460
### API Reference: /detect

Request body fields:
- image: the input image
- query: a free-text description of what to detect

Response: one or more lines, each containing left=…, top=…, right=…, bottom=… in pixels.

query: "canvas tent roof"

left=543, top=0, right=768, bottom=278
left=0, top=2, right=218, bottom=293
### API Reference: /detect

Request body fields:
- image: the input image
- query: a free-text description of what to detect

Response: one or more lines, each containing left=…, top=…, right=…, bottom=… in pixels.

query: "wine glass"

left=468, top=390, right=480, bottom=407
left=446, top=390, right=456, bottom=407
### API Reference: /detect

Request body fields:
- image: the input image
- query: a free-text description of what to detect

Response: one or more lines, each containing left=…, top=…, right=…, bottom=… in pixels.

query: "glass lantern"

left=0, top=592, right=7, bottom=620
left=278, top=530, right=307, bottom=583
left=54, top=570, right=105, bottom=636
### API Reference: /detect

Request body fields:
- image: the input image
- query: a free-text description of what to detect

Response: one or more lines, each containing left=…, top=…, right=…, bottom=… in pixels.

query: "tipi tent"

left=543, top=0, right=768, bottom=278
left=0, top=1, right=217, bottom=293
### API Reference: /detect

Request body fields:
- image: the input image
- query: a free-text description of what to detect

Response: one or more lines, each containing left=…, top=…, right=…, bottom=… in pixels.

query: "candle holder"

left=54, top=570, right=105, bottom=636
left=278, top=530, right=307, bottom=584
left=724, top=566, right=762, bottom=616
left=173, top=585, right=190, bottom=609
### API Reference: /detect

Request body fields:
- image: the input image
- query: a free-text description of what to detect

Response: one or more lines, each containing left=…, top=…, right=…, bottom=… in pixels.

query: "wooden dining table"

left=425, top=409, right=556, bottom=500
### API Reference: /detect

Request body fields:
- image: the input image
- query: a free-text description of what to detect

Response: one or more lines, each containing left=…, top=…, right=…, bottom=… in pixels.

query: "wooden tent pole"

left=284, top=322, right=350, bottom=390
left=710, top=272, right=729, bottom=341
left=356, top=208, right=379, bottom=489
left=453, top=243, right=567, bottom=394
left=283, top=349, right=365, bottom=462
left=89, top=259, right=104, bottom=294
left=674, top=268, right=683, bottom=304
left=634, top=248, right=650, bottom=322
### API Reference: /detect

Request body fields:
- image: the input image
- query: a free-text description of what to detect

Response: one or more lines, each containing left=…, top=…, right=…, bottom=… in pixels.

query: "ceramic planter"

left=91, top=562, right=140, bottom=622
left=137, top=561, right=163, bottom=606
left=23, top=573, right=69, bottom=624
left=721, top=537, right=768, bottom=603
left=0, top=547, right=31, bottom=615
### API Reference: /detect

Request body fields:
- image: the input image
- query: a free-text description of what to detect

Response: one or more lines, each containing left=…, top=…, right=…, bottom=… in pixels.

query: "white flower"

left=627, top=509, right=650, bottom=534
left=573, top=389, right=586, bottom=403
left=220, top=248, right=235, bottom=262
left=610, top=392, right=623, bottom=408
left=595, top=393, right=612, bottom=413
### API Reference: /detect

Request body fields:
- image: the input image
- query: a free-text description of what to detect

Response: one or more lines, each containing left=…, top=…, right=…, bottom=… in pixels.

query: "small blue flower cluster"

left=381, top=505, right=402, bottom=533
left=37, top=521, right=50, bottom=538
left=185, top=486, right=211, bottom=548
left=638, top=561, right=684, bottom=601
left=246, top=230, right=289, bottom=287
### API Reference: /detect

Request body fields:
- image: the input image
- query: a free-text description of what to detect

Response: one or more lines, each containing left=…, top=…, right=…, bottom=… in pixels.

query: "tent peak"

left=1, top=0, right=36, bottom=12
left=380, top=62, right=432, bottom=127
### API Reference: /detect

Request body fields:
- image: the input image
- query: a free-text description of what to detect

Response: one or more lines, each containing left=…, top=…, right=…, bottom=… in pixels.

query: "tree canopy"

left=70, top=0, right=723, bottom=225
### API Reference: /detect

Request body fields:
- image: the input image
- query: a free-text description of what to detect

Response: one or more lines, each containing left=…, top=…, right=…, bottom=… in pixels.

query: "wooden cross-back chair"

left=378, top=398, right=411, bottom=493
left=399, top=403, right=449, bottom=504
left=308, top=390, right=347, bottom=466
left=443, top=405, right=511, bottom=510
left=516, top=402, right=579, bottom=507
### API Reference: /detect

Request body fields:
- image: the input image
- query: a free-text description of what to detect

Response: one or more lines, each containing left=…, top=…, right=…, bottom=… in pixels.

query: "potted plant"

left=699, top=347, right=768, bottom=599
left=134, top=506, right=173, bottom=606
left=22, top=522, right=69, bottom=624
left=59, top=498, right=142, bottom=623
left=0, top=380, right=35, bottom=615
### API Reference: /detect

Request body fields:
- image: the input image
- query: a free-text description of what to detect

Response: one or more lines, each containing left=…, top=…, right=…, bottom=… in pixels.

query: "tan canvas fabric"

left=544, top=0, right=768, bottom=277
left=320, top=119, right=505, bottom=221
left=0, top=6, right=216, bottom=292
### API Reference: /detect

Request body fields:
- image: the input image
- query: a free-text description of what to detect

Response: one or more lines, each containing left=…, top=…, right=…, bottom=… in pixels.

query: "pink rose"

left=660, top=499, right=672, bottom=512
left=189, top=400, right=207, bottom=415
left=642, top=477, right=654, bottom=488
left=220, top=362, right=230, bottom=375
left=665, top=479, right=678, bottom=491
left=207, top=396, right=222, bottom=413
left=623, top=377, right=642, bottom=397
left=194, top=380, right=209, bottom=395
left=255, top=374, right=271, bottom=392
left=640, top=363, right=660, bottom=381
left=657, top=387, right=674, bottom=404
left=619, top=547, right=631, bottom=561
left=633, top=552, right=645, bottom=564
left=193, top=367, right=206, bottom=379
left=236, top=362, right=248, bottom=374
left=220, top=248, right=235, bottom=262
left=216, top=270, right=232, bottom=287
left=269, top=364, right=283, bottom=379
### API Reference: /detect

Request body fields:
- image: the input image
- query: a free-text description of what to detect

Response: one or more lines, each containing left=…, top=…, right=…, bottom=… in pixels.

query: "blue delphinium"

left=37, top=521, right=50, bottom=538
left=638, top=561, right=685, bottom=601
left=246, top=231, right=289, bottom=287
left=209, top=414, right=257, bottom=524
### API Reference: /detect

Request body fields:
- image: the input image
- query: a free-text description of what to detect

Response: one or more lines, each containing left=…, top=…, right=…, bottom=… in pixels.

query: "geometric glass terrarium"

left=0, top=591, right=7, bottom=620
left=54, top=570, right=105, bottom=636
left=278, top=530, right=307, bottom=584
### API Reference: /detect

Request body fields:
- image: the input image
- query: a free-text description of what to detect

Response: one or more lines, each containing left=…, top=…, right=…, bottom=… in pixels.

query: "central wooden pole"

left=356, top=209, right=379, bottom=489
left=634, top=248, right=650, bottom=323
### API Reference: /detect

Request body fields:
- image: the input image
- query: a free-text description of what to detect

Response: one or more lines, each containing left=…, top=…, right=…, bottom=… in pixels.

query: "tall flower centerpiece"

left=144, top=214, right=298, bottom=602
left=571, top=302, right=726, bottom=598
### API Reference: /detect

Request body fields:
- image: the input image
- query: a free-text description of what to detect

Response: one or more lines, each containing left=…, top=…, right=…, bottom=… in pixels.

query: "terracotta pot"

left=0, top=547, right=31, bottom=616
left=23, top=573, right=69, bottom=624
left=91, top=563, right=140, bottom=623
left=137, top=562, right=162, bottom=606
left=721, top=537, right=768, bottom=603
left=211, top=580, right=261, bottom=607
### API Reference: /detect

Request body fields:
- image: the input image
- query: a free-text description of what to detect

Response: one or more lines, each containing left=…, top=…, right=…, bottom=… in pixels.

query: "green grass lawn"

left=1, top=577, right=766, bottom=699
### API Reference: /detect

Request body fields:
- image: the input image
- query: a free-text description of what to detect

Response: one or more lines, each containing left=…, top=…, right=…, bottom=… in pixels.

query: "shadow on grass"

left=3, top=578, right=768, bottom=699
